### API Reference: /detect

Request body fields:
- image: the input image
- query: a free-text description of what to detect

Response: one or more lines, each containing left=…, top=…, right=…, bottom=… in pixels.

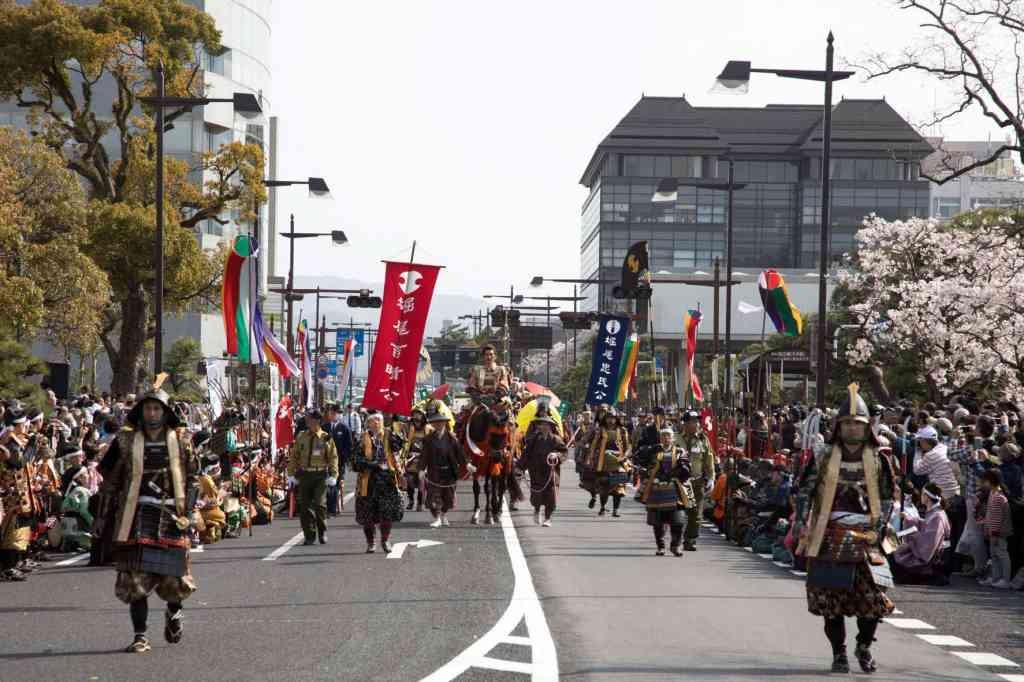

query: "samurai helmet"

left=126, top=373, right=181, bottom=429
left=836, top=383, right=870, bottom=425
left=533, top=400, right=557, bottom=425
left=426, top=401, right=449, bottom=424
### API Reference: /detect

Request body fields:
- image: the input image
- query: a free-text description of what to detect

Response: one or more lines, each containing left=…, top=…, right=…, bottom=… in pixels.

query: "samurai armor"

left=819, top=526, right=882, bottom=564
left=600, top=450, right=622, bottom=472
left=114, top=543, right=188, bottom=577
left=806, top=559, right=857, bottom=591
left=605, top=472, right=630, bottom=486
left=645, top=481, right=684, bottom=510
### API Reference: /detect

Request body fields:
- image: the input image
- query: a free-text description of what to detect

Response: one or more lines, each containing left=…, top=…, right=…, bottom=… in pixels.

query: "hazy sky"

left=268, top=0, right=998, bottom=299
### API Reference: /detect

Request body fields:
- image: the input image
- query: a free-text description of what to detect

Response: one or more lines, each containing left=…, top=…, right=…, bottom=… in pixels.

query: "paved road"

left=2, top=466, right=1023, bottom=681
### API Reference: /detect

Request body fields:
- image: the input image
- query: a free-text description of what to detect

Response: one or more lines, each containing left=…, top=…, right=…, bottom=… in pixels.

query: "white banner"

left=205, top=359, right=228, bottom=419
left=269, top=364, right=280, bottom=462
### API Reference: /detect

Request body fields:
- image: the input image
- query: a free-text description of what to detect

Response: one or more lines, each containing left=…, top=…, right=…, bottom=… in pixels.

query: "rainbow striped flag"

left=222, top=235, right=258, bottom=363
left=614, top=332, right=640, bottom=404
left=683, top=309, right=703, bottom=402
left=297, top=319, right=313, bottom=408
left=253, top=304, right=299, bottom=379
left=758, top=269, right=803, bottom=336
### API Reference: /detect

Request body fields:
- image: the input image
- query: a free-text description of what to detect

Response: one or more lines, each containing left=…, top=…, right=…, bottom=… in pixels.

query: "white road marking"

left=790, top=570, right=807, bottom=577
left=744, top=547, right=753, bottom=552
left=951, top=652, right=1019, bottom=667
left=387, top=539, right=444, bottom=559
left=917, top=634, right=974, bottom=647
left=999, top=675, right=1024, bottom=681
left=420, top=500, right=558, bottom=681
left=892, top=609, right=903, bottom=614
left=502, top=636, right=532, bottom=647
left=883, top=618, right=936, bottom=630
left=772, top=561, right=791, bottom=569
left=757, top=553, right=773, bottom=559
left=263, top=492, right=353, bottom=561
left=53, top=553, right=89, bottom=567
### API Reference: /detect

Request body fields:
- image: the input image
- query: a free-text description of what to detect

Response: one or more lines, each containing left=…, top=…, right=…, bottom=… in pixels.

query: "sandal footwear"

left=164, top=609, right=184, bottom=644
left=125, top=635, right=152, bottom=654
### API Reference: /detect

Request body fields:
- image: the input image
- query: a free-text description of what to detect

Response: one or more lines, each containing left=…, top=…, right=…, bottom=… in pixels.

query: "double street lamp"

left=714, top=32, right=854, bottom=406
left=140, top=63, right=262, bottom=373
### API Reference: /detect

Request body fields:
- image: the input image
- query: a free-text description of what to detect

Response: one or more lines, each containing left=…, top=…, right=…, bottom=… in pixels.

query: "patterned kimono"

left=590, top=427, right=631, bottom=497
left=0, top=436, right=34, bottom=555
left=353, top=431, right=404, bottom=526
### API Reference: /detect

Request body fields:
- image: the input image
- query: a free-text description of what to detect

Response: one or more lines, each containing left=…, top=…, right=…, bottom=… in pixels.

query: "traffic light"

left=490, top=306, right=521, bottom=327
left=347, top=289, right=382, bottom=308
left=612, top=284, right=653, bottom=300
left=559, top=311, right=595, bottom=330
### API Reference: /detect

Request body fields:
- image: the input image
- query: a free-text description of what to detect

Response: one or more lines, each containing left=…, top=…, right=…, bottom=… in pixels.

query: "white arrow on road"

left=386, top=539, right=443, bottom=559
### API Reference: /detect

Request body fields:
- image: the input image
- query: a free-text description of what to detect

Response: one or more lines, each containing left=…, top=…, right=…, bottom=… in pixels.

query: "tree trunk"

left=107, top=288, right=148, bottom=396
left=866, top=365, right=891, bottom=404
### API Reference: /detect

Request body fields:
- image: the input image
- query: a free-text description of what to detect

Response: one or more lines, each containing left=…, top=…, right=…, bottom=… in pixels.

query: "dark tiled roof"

left=580, top=96, right=933, bottom=185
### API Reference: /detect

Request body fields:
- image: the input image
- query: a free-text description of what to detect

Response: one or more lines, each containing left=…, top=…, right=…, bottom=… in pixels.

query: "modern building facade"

left=924, top=138, right=1024, bottom=220
left=3, top=0, right=274, bottom=391
left=578, top=96, right=934, bottom=314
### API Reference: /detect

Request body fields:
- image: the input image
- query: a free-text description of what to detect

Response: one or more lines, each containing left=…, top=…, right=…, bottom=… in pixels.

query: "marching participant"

left=421, top=402, right=468, bottom=528
left=353, top=412, right=404, bottom=553
left=797, top=384, right=897, bottom=674
left=287, top=409, right=339, bottom=546
left=575, top=407, right=602, bottom=509
left=519, top=403, right=567, bottom=527
left=98, top=378, right=199, bottom=653
left=466, top=344, right=512, bottom=398
left=588, top=407, right=631, bottom=518
left=639, top=427, right=693, bottom=556
left=0, top=408, right=34, bottom=582
left=401, top=407, right=430, bottom=512
left=678, top=410, right=715, bottom=552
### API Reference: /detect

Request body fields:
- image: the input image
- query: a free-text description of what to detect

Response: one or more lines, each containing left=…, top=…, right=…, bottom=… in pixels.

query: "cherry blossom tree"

left=838, top=211, right=1024, bottom=401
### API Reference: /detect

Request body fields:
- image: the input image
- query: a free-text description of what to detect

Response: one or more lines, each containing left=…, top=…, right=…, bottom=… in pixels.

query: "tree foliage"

left=0, top=127, right=109, bottom=351
left=857, top=0, right=1024, bottom=182
left=838, top=211, right=1024, bottom=402
left=0, top=335, right=47, bottom=409
left=0, top=0, right=266, bottom=394
left=163, top=336, right=203, bottom=401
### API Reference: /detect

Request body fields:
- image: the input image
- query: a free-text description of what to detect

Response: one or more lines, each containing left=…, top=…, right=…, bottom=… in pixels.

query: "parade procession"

left=7, top=1, right=1024, bottom=681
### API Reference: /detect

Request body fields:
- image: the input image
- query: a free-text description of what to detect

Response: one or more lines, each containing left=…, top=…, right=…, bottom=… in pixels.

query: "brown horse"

left=459, top=396, right=521, bottom=524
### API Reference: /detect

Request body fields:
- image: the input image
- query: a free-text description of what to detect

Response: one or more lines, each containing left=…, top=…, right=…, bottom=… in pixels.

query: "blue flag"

left=585, top=314, right=631, bottom=406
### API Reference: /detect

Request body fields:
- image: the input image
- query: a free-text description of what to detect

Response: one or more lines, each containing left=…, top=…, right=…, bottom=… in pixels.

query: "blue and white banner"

left=585, top=314, right=630, bottom=406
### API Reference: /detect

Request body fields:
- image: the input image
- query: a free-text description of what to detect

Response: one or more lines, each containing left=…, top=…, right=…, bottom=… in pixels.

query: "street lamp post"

left=141, top=63, right=262, bottom=374
left=652, top=173, right=745, bottom=410
left=715, top=32, right=854, bottom=406
left=281, top=217, right=348, bottom=392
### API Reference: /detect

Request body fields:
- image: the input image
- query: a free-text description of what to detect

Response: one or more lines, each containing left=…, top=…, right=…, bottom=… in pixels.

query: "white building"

left=2, top=0, right=276, bottom=392
left=924, top=138, right=1024, bottom=220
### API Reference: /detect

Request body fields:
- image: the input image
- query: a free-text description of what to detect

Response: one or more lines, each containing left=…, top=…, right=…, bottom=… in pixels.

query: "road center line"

left=262, top=491, right=353, bottom=561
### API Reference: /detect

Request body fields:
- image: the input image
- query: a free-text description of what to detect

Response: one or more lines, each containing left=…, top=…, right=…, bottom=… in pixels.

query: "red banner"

left=275, top=395, right=294, bottom=449
left=700, top=406, right=717, bottom=455
left=363, top=262, right=441, bottom=415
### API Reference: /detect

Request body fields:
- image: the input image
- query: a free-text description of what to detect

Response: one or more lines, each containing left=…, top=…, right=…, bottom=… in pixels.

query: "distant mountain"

left=294, top=275, right=486, bottom=338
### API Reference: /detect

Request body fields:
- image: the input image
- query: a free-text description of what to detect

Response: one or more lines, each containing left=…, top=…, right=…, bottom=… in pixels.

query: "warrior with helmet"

left=678, top=409, right=716, bottom=552
left=94, top=375, right=199, bottom=653
left=421, top=401, right=468, bottom=528
left=575, top=405, right=603, bottom=509
left=401, top=407, right=430, bottom=512
left=518, top=402, right=568, bottom=527
left=586, top=406, right=631, bottom=518
left=638, top=426, right=693, bottom=556
left=796, top=384, right=897, bottom=674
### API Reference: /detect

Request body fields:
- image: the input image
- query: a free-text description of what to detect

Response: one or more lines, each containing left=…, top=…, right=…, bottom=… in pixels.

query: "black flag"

left=613, top=241, right=650, bottom=299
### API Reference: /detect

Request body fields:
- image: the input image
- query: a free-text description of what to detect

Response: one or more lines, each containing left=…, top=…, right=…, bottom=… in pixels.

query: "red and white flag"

left=275, top=394, right=295, bottom=450
left=363, top=262, right=442, bottom=416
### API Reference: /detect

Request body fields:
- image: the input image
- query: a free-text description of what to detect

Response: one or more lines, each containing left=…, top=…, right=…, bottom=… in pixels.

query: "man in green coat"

left=678, top=410, right=715, bottom=551
left=287, top=409, right=339, bottom=545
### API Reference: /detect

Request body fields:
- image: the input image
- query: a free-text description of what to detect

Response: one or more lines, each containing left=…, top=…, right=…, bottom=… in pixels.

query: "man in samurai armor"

left=354, top=412, right=405, bottom=553
left=0, top=408, right=39, bottom=582
left=421, top=402, right=468, bottom=528
left=287, top=409, right=339, bottom=546
left=401, top=407, right=430, bottom=512
left=466, top=344, right=512, bottom=398
left=639, top=427, right=694, bottom=556
left=678, top=409, right=716, bottom=552
left=587, top=407, right=631, bottom=518
left=796, top=383, right=897, bottom=674
left=97, top=379, right=200, bottom=653
left=575, top=406, right=602, bottom=509
left=519, top=402, right=567, bottom=527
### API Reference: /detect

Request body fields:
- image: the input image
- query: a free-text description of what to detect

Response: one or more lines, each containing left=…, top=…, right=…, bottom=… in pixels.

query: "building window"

left=933, top=197, right=961, bottom=218
left=201, top=47, right=233, bottom=78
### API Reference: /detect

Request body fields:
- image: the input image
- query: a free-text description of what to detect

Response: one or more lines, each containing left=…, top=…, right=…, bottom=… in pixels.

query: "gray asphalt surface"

left=0, top=471, right=515, bottom=682
left=3, top=466, right=1023, bottom=681
left=517, top=465, right=1023, bottom=681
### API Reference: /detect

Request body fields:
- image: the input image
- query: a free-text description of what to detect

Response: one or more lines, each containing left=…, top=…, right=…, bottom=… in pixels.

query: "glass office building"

left=579, top=97, right=933, bottom=312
